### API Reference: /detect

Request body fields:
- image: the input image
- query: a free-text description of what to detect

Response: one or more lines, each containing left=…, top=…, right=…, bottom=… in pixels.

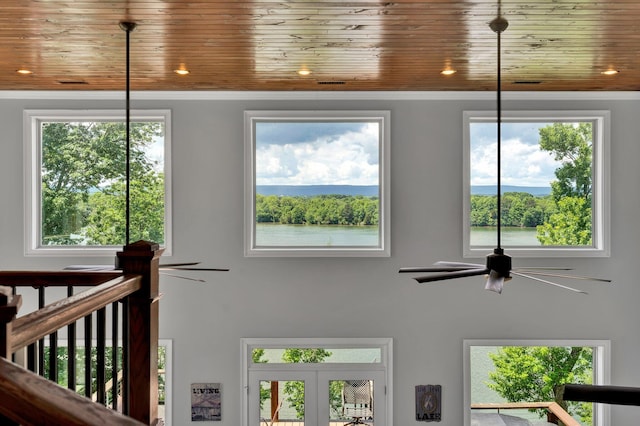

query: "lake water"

left=256, top=223, right=379, bottom=247
left=256, top=224, right=539, bottom=247
left=470, top=226, right=540, bottom=246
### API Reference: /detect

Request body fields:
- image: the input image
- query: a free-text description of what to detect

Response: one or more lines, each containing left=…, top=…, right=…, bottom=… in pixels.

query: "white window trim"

left=243, top=110, right=391, bottom=257
left=23, top=109, right=172, bottom=257
left=463, top=110, right=610, bottom=258
left=463, top=339, right=611, bottom=426
left=241, top=337, right=393, bottom=426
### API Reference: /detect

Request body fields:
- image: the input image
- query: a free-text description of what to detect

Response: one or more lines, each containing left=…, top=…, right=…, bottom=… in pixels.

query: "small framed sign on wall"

left=416, top=384, right=441, bottom=422
left=191, top=383, right=221, bottom=421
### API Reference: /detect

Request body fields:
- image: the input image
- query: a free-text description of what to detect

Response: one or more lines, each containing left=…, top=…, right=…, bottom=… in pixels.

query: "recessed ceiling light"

left=174, top=68, right=190, bottom=76
left=601, top=69, right=619, bottom=76
left=297, top=69, right=312, bottom=76
left=17, top=69, right=33, bottom=75
left=440, top=68, right=456, bottom=76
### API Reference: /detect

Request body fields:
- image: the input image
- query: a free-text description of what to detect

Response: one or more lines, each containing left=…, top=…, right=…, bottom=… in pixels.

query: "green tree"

left=41, top=121, right=163, bottom=245
left=537, top=197, right=592, bottom=245
left=536, top=123, right=593, bottom=245
left=487, top=346, right=593, bottom=424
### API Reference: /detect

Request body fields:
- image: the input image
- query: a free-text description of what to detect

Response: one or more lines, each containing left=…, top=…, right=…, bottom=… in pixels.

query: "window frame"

left=244, top=110, right=391, bottom=257
left=23, top=109, right=172, bottom=257
left=241, top=337, right=393, bottom=426
left=463, top=339, right=611, bottom=426
left=463, top=110, right=610, bottom=258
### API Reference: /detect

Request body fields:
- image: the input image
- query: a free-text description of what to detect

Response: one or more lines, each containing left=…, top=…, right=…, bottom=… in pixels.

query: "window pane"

left=463, top=110, right=610, bottom=258
left=245, top=111, right=390, bottom=257
left=469, top=121, right=593, bottom=248
left=330, top=379, right=374, bottom=425
left=470, top=345, right=597, bottom=425
left=253, top=348, right=382, bottom=364
left=40, top=120, right=165, bottom=247
left=259, top=380, right=305, bottom=425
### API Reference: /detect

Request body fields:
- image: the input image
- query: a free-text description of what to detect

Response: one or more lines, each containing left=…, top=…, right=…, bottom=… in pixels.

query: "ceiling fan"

left=68, top=22, right=228, bottom=281
left=399, top=16, right=610, bottom=294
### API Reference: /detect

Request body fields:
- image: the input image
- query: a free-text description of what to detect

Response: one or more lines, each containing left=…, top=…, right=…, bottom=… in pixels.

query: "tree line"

left=471, top=192, right=555, bottom=228
left=255, top=193, right=379, bottom=226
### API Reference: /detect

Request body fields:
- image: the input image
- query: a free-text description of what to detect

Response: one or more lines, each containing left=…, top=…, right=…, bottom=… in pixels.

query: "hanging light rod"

left=120, top=21, right=136, bottom=245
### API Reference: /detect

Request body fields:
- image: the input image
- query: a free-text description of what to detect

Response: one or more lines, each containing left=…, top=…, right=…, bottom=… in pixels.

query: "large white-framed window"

left=244, top=110, right=391, bottom=257
left=24, top=109, right=172, bottom=256
left=463, top=339, right=610, bottom=426
left=463, top=110, right=610, bottom=258
left=241, top=337, right=393, bottom=426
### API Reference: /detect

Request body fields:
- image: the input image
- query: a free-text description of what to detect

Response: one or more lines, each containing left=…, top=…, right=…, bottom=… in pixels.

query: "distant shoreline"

left=257, top=184, right=378, bottom=197
left=256, top=184, right=550, bottom=197
left=471, top=185, right=551, bottom=196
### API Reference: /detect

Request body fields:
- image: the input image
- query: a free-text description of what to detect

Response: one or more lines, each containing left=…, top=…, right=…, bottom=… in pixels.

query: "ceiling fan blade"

left=400, top=266, right=479, bottom=273
left=434, top=260, right=485, bottom=268
left=512, top=271, right=588, bottom=294
left=160, top=272, right=206, bottom=282
left=160, top=262, right=202, bottom=268
left=514, top=267, right=574, bottom=271
left=513, top=270, right=611, bottom=283
left=160, top=267, right=230, bottom=271
left=64, top=265, right=114, bottom=271
left=484, top=269, right=505, bottom=294
left=414, top=268, right=489, bottom=283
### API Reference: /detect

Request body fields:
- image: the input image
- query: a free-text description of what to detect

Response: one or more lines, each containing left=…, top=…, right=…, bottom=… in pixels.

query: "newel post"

left=0, top=287, right=22, bottom=359
left=117, top=240, right=163, bottom=425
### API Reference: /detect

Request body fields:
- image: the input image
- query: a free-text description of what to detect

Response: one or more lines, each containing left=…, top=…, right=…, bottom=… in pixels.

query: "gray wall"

left=0, top=92, right=638, bottom=425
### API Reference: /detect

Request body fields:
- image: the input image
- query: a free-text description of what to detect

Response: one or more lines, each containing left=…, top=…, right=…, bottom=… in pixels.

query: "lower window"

left=464, top=339, right=610, bottom=426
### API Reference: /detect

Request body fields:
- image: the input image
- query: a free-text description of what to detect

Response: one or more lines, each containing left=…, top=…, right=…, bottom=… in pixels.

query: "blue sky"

left=255, top=121, right=379, bottom=186
left=470, top=122, right=562, bottom=187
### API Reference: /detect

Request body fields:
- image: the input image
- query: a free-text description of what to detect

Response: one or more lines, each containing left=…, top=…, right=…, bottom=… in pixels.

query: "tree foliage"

left=470, top=192, right=555, bottom=228
left=536, top=123, right=593, bottom=245
left=41, top=121, right=164, bottom=245
left=256, top=194, right=378, bottom=226
left=487, top=346, right=593, bottom=423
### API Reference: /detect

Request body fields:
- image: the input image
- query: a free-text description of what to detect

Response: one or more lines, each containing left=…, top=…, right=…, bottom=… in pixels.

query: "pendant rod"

left=496, top=24, right=502, bottom=249
left=490, top=16, right=508, bottom=251
left=120, top=21, right=136, bottom=245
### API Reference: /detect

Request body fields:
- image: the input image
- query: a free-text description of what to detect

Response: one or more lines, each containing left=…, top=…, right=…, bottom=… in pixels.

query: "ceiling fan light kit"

left=399, top=15, right=610, bottom=295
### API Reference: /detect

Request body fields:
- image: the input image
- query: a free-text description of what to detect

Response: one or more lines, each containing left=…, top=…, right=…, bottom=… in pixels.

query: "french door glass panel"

left=318, top=371, right=385, bottom=426
left=249, top=371, right=317, bottom=426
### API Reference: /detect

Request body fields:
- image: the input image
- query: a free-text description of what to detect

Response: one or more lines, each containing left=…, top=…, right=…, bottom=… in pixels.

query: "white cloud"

left=256, top=123, right=379, bottom=185
left=470, top=136, right=560, bottom=187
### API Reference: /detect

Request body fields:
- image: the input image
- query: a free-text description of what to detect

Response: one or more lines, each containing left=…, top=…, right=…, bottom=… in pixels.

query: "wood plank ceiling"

left=1, top=0, right=639, bottom=91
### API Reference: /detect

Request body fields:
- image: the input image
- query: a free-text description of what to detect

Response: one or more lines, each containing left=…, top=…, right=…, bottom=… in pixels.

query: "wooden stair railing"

left=0, top=356, right=144, bottom=426
left=0, top=240, right=163, bottom=426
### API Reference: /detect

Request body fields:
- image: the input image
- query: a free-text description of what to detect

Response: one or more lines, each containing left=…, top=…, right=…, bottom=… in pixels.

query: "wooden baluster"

left=67, top=286, right=77, bottom=391
left=117, top=240, right=163, bottom=425
left=112, top=301, right=120, bottom=410
left=0, top=287, right=22, bottom=426
left=96, top=307, right=107, bottom=404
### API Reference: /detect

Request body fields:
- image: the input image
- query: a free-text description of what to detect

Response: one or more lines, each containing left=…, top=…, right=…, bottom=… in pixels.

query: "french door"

left=248, top=370, right=386, bottom=426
